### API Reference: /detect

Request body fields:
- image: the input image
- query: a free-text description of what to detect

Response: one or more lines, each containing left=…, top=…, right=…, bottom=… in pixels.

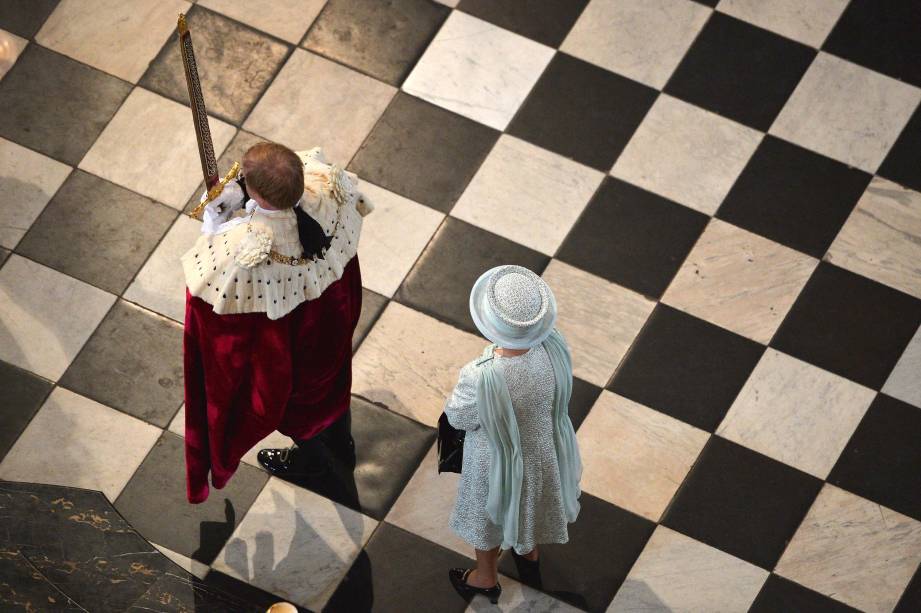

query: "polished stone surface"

left=0, top=255, right=115, bottom=381
left=717, top=0, right=849, bottom=47
left=883, top=325, right=921, bottom=409
left=0, top=136, right=71, bottom=250
left=0, top=0, right=59, bottom=39
left=663, top=218, right=818, bottom=344
left=612, top=94, right=762, bottom=215
left=0, top=361, right=51, bottom=463
left=79, top=87, right=235, bottom=210
left=0, top=388, right=160, bottom=500
left=776, top=484, right=921, bottom=613
left=452, top=135, right=604, bottom=256
left=827, top=177, right=921, bottom=300
left=771, top=52, right=921, bottom=173
left=718, top=348, right=875, bottom=478
left=404, top=11, right=554, bottom=130
left=579, top=392, right=709, bottom=522
left=354, top=287, right=388, bottom=352
left=245, top=48, right=396, bottom=165
left=201, top=0, right=325, bottom=44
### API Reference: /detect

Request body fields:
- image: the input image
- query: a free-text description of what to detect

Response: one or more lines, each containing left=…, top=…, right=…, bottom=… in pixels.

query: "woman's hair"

left=242, top=142, right=304, bottom=209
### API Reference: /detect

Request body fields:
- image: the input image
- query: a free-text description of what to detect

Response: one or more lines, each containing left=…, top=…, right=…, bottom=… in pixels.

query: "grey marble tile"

left=0, top=44, right=132, bottom=165
left=200, top=0, right=325, bottom=44
left=717, top=348, right=875, bottom=478
left=59, top=300, right=184, bottom=428
left=353, top=287, right=388, bottom=352
left=775, top=484, right=921, bottom=613
left=770, top=52, right=921, bottom=173
left=0, top=0, right=59, bottom=39
left=827, top=177, right=921, bottom=301
left=716, top=0, right=849, bottom=47
left=0, top=254, right=116, bottom=380
left=212, top=477, right=377, bottom=611
left=0, top=136, right=71, bottom=250
left=245, top=49, right=395, bottom=169
left=0, top=28, right=26, bottom=80
left=562, top=0, right=712, bottom=89
left=883, top=324, right=921, bottom=409
left=467, top=577, right=583, bottom=612
left=403, top=11, right=554, bottom=130
left=0, top=360, right=53, bottom=463
left=612, top=94, right=762, bottom=215
left=607, top=525, right=769, bottom=612
left=662, top=218, right=818, bottom=344
left=0, top=387, right=161, bottom=500
left=17, top=170, right=176, bottom=295
left=36, top=0, right=190, bottom=83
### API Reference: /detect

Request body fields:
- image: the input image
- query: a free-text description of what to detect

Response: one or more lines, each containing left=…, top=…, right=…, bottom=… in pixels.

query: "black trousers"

left=294, top=409, right=354, bottom=465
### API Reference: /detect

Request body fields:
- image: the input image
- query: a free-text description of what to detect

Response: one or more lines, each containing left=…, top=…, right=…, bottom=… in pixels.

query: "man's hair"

left=242, top=143, right=304, bottom=209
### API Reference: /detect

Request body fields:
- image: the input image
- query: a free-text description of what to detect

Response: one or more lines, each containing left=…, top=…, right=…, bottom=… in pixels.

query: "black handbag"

left=437, top=412, right=465, bottom=474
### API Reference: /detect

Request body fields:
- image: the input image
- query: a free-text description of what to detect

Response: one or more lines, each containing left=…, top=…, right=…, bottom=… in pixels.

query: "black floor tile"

left=354, top=288, right=388, bottom=353
left=115, top=431, right=269, bottom=565
left=557, top=177, right=708, bottom=299
left=0, top=0, right=59, bottom=38
left=303, top=0, right=449, bottom=86
left=823, top=0, right=921, bottom=88
left=609, top=304, right=764, bottom=431
left=662, top=436, right=823, bottom=570
left=59, top=301, right=184, bottom=428
left=895, top=562, right=921, bottom=613
left=770, top=262, right=921, bottom=390
left=828, top=393, right=921, bottom=522
left=878, top=102, right=921, bottom=193
left=0, top=550, right=83, bottom=611
left=498, top=493, right=655, bottom=613
left=324, top=522, right=472, bottom=613
left=128, top=570, right=288, bottom=613
left=665, top=12, right=815, bottom=131
left=17, top=170, right=175, bottom=294
left=184, top=130, right=266, bottom=214
left=201, top=570, right=312, bottom=613
left=717, top=136, right=872, bottom=258
left=458, top=0, right=588, bottom=48
left=508, top=53, right=658, bottom=172
left=570, top=376, right=602, bottom=431
left=140, top=5, right=291, bottom=125
left=0, top=360, right=51, bottom=463
left=0, top=246, right=9, bottom=267
left=395, top=217, right=549, bottom=334
left=0, top=44, right=131, bottom=165
left=348, top=93, right=500, bottom=214
left=750, top=574, right=860, bottom=613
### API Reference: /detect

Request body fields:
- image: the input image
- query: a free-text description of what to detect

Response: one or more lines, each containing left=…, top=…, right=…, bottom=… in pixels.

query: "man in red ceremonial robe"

left=181, top=143, right=373, bottom=503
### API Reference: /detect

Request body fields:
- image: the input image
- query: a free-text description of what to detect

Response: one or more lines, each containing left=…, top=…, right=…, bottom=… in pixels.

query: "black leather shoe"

left=448, top=568, right=501, bottom=604
left=257, top=446, right=328, bottom=478
left=511, top=550, right=542, bottom=588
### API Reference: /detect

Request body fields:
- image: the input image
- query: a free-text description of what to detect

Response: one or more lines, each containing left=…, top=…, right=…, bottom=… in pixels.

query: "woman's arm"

left=444, top=362, right=480, bottom=431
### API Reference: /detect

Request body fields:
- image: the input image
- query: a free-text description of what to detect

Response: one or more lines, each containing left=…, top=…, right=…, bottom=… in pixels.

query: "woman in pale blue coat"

left=444, top=265, right=582, bottom=604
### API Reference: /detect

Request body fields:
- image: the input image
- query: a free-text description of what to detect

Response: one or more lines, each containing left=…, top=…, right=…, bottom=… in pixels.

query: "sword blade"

left=177, top=13, right=218, bottom=189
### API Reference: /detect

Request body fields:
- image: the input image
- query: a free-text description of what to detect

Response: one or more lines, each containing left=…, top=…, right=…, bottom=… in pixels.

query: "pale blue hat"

left=469, top=265, right=557, bottom=349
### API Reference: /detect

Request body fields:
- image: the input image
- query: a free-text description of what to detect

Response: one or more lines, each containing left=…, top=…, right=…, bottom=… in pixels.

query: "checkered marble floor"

left=1, top=0, right=920, bottom=611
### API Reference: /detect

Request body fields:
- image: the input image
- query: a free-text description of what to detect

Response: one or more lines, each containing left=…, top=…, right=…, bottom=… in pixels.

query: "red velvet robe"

left=182, top=257, right=362, bottom=503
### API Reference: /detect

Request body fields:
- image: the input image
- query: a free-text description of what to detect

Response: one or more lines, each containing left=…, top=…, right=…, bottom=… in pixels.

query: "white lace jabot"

left=181, top=147, right=372, bottom=320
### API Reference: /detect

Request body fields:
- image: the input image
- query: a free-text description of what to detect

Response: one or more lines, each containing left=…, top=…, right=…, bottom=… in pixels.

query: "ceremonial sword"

left=177, top=13, right=240, bottom=220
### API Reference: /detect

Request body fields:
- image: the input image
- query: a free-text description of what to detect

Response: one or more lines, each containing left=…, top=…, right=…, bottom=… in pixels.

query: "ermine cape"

left=181, top=148, right=371, bottom=503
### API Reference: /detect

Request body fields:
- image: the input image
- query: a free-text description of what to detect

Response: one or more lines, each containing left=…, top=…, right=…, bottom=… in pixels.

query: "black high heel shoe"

left=448, top=568, right=502, bottom=604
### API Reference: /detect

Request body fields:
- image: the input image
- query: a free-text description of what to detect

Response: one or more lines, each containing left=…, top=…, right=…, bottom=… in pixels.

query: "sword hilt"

left=189, top=161, right=241, bottom=220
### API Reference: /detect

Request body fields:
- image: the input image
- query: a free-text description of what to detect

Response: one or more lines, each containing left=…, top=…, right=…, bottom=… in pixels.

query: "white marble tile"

left=562, top=0, right=712, bottom=89
left=716, top=0, right=849, bottom=47
left=826, top=177, right=921, bottom=300
left=0, top=28, right=27, bottom=81
left=776, top=484, right=921, bottom=613
left=385, top=444, right=471, bottom=556
left=0, top=137, right=71, bottom=249
left=124, top=214, right=199, bottom=323
left=433, top=0, right=459, bottom=6
left=452, top=136, right=604, bottom=256
left=0, top=388, right=161, bottom=500
left=770, top=52, right=921, bottom=173
left=36, top=0, right=191, bottom=83
left=80, top=87, right=235, bottom=210
left=612, top=94, right=762, bottom=215
left=357, top=182, right=444, bottom=297
left=152, top=543, right=210, bottom=579
left=213, top=477, right=377, bottom=611
left=352, top=302, right=486, bottom=426
left=0, top=255, right=116, bottom=380
left=199, top=0, right=326, bottom=44
left=718, top=349, right=875, bottom=478
left=403, top=11, right=555, bottom=130
left=467, top=575, right=583, bottom=612
left=883, top=324, right=921, bottom=409
left=167, top=403, right=185, bottom=436
left=607, top=525, right=769, bottom=612
left=663, top=218, right=818, bottom=344
left=579, top=392, right=708, bottom=521
left=245, top=49, right=396, bottom=166
left=542, top=260, right=654, bottom=387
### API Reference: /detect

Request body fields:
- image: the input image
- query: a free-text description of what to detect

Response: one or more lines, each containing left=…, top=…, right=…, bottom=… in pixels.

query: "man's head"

left=242, top=142, right=304, bottom=210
